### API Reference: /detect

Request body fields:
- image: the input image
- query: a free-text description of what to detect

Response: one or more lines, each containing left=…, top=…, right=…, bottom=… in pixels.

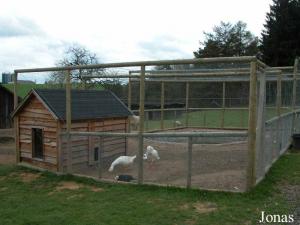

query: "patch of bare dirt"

left=179, top=201, right=218, bottom=214
left=19, top=172, right=41, bottom=183
left=55, top=181, right=84, bottom=191
left=192, top=202, right=218, bottom=214
left=54, top=181, right=104, bottom=193
left=183, top=219, right=197, bottom=225
left=90, top=186, right=104, bottom=192
left=67, top=194, right=84, bottom=200
left=0, top=187, right=8, bottom=191
left=179, top=203, right=190, bottom=210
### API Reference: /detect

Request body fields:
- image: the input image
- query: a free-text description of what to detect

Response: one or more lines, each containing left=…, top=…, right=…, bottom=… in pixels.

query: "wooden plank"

left=88, top=121, right=93, bottom=165
left=103, top=124, right=126, bottom=131
left=44, top=144, right=57, bottom=156
left=103, top=119, right=124, bottom=126
left=19, top=119, right=57, bottom=128
left=221, top=82, right=226, bottom=128
left=93, top=121, right=104, bottom=127
left=138, top=65, right=145, bottom=184
left=66, top=69, right=72, bottom=173
left=246, top=60, right=258, bottom=190
left=21, top=157, right=57, bottom=171
left=20, top=116, right=56, bottom=123
left=185, top=82, right=189, bottom=126
left=15, top=114, right=20, bottom=163
left=26, top=102, right=45, bottom=109
left=187, top=137, right=192, bottom=188
left=21, top=111, right=53, bottom=120
left=61, top=122, right=89, bottom=128
left=19, top=124, right=57, bottom=132
left=98, top=137, right=103, bottom=179
left=63, top=150, right=88, bottom=158
left=23, top=108, right=52, bottom=115
left=61, top=144, right=88, bottom=153
left=160, top=81, right=165, bottom=130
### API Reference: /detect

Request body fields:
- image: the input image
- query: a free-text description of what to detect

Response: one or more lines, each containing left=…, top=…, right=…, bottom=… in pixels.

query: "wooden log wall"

left=18, top=95, right=57, bottom=171
left=60, top=117, right=128, bottom=168
left=0, top=87, right=14, bottom=128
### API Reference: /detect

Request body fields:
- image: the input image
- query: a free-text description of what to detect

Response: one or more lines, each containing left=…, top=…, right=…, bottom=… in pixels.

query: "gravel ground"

left=281, top=185, right=300, bottom=225
left=77, top=135, right=248, bottom=192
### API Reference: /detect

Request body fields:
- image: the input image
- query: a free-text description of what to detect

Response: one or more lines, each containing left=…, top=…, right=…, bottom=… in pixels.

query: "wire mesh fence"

left=13, top=56, right=300, bottom=192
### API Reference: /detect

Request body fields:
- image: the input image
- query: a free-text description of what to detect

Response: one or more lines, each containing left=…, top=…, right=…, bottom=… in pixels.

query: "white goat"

left=108, top=155, right=136, bottom=172
left=130, top=115, right=140, bottom=130
left=144, top=146, right=160, bottom=167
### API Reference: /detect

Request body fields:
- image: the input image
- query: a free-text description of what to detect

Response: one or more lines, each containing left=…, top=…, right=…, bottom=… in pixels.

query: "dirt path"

left=0, top=129, right=15, bottom=165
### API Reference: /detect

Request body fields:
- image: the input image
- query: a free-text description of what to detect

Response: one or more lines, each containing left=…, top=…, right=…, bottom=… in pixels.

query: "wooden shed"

left=12, top=89, right=132, bottom=172
left=0, top=85, right=21, bottom=128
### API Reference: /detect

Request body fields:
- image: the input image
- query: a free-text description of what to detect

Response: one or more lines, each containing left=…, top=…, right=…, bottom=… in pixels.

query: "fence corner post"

left=246, top=60, right=258, bottom=190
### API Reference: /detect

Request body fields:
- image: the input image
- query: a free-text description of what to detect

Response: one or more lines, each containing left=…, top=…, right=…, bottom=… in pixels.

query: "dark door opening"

left=32, top=128, right=44, bottom=159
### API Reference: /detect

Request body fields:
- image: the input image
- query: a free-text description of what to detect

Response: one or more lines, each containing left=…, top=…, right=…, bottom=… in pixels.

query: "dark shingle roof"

left=28, top=89, right=132, bottom=120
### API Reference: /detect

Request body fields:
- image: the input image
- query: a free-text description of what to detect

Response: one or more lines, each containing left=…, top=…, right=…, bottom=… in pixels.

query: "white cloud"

left=0, top=0, right=273, bottom=83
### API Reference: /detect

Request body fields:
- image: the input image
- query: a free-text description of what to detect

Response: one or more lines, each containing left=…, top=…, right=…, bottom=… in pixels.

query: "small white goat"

left=108, top=155, right=136, bottom=172
left=130, top=115, right=140, bottom=130
left=144, top=146, right=160, bottom=163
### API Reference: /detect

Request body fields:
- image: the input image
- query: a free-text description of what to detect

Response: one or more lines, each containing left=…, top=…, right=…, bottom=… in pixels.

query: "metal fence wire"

left=13, top=56, right=300, bottom=192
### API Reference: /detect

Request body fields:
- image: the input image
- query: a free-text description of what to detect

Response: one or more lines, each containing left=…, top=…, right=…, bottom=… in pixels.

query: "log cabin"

left=12, top=89, right=133, bottom=172
left=0, top=84, right=21, bottom=128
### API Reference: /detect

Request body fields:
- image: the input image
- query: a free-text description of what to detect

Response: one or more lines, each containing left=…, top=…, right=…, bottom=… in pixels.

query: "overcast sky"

left=0, top=0, right=272, bottom=83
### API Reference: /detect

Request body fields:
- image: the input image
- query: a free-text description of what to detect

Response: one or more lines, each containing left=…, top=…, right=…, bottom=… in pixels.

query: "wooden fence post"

left=292, top=57, right=299, bottom=133
left=221, top=82, right=226, bottom=128
left=138, top=65, right=145, bottom=184
left=246, top=60, right=258, bottom=190
left=98, top=137, right=103, bottom=179
left=187, top=137, right=192, bottom=188
left=256, top=71, right=266, bottom=181
left=13, top=72, right=20, bottom=163
left=185, top=82, right=189, bottom=127
left=275, top=70, right=282, bottom=158
left=66, top=70, right=72, bottom=173
left=128, top=73, right=132, bottom=133
left=160, top=81, right=165, bottom=130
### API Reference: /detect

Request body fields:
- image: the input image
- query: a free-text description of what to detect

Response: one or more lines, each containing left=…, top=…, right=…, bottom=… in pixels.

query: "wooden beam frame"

left=13, top=72, right=20, bottom=163
left=160, top=81, right=165, bottom=130
left=246, top=60, right=258, bottom=190
left=221, top=82, right=226, bottom=128
left=185, top=82, right=189, bottom=126
left=187, top=137, right=192, bottom=188
left=275, top=70, right=282, bottom=159
left=66, top=70, right=72, bottom=173
left=138, top=66, right=145, bottom=184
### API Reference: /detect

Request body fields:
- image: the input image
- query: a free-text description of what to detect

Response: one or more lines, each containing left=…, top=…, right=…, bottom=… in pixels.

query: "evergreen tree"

left=194, top=21, right=259, bottom=58
left=261, top=0, right=300, bottom=66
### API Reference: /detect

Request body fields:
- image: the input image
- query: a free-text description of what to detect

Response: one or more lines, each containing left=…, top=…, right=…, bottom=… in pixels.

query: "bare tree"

left=47, top=44, right=104, bottom=86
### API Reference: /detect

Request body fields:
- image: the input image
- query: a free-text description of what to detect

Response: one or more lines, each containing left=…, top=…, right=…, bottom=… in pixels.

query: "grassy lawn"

left=3, top=83, right=104, bottom=98
left=0, top=152, right=299, bottom=225
left=144, top=108, right=292, bottom=131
